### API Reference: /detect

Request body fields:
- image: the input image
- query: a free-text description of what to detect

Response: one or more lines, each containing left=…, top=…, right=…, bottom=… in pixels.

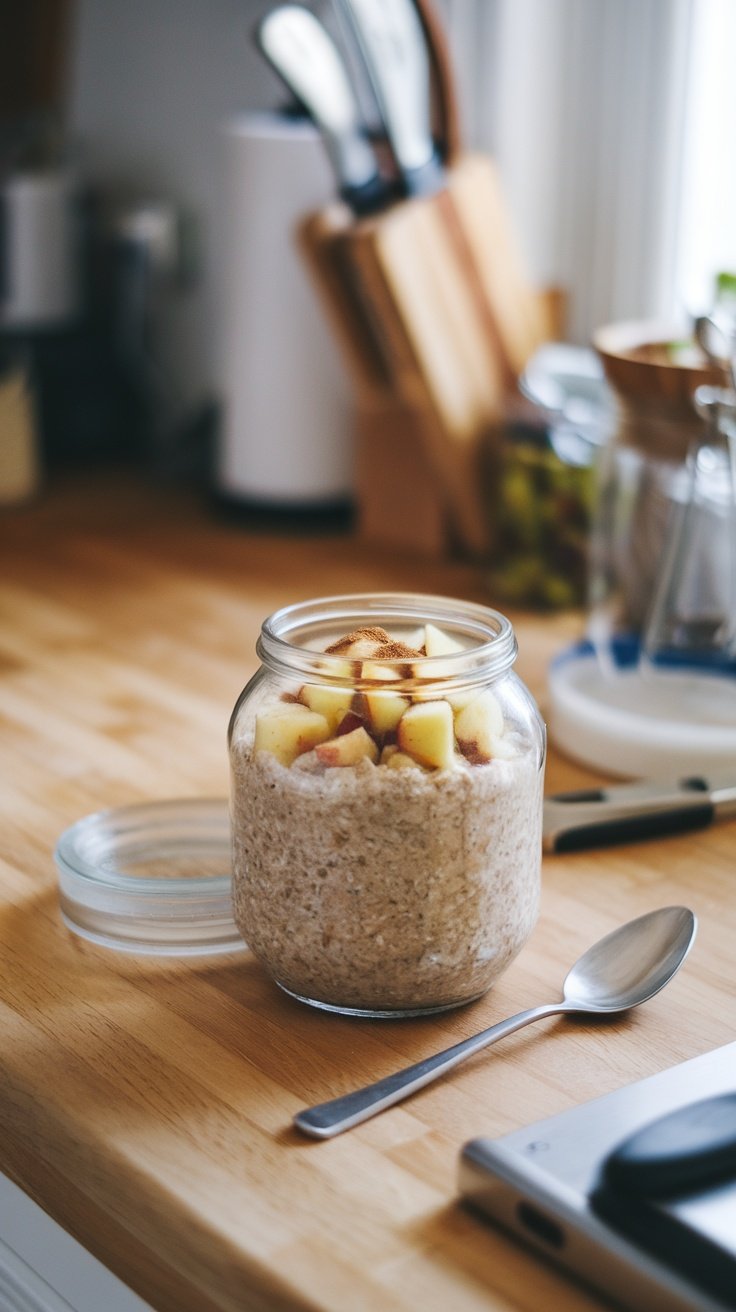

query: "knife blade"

left=255, top=5, right=389, bottom=215
left=334, top=0, right=445, bottom=197
left=543, top=773, right=736, bottom=852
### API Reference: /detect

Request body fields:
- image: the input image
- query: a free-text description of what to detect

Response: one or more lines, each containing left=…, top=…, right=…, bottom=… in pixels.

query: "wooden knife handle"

left=413, top=0, right=463, bottom=164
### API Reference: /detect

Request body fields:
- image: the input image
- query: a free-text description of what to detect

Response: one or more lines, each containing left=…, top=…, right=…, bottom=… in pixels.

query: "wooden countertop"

left=1, top=471, right=734, bottom=1312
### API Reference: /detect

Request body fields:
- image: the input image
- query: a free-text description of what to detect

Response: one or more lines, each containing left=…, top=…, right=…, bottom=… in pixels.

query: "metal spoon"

left=294, top=906, right=696, bottom=1139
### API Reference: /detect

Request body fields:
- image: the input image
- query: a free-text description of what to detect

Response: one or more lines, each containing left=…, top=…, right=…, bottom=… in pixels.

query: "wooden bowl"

left=593, top=319, right=724, bottom=416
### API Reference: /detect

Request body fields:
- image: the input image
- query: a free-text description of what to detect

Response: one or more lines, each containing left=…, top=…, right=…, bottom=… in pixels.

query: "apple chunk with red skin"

left=315, top=725, right=378, bottom=767
left=254, top=703, right=330, bottom=766
left=397, top=699, right=456, bottom=770
left=454, top=689, right=506, bottom=763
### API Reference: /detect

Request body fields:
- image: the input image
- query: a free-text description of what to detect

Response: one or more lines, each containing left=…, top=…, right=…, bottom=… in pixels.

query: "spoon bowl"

left=562, top=905, right=696, bottom=1013
left=294, top=906, right=697, bottom=1138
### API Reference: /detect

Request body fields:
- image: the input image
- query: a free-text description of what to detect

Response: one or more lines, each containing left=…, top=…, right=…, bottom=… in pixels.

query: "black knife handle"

left=342, top=173, right=395, bottom=216
left=552, top=802, right=715, bottom=852
left=400, top=154, right=446, bottom=198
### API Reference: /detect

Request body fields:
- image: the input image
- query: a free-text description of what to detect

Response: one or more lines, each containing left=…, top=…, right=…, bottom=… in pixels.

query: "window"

left=441, top=0, right=735, bottom=341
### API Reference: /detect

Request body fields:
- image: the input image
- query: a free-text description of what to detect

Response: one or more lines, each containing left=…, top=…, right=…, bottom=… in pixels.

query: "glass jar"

left=589, top=321, right=725, bottom=670
left=492, top=341, right=611, bottom=612
left=228, top=593, right=545, bottom=1018
left=641, top=386, right=736, bottom=672
left=586, top=402, right=702, bottom=664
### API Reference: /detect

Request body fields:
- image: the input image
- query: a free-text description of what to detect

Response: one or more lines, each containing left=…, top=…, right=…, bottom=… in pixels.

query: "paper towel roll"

left=218, top=114, right=354, bottom=505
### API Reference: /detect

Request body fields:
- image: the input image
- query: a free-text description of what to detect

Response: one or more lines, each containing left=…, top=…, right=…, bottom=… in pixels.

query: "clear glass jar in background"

left=493, top=343, right=611, bottom=612
left=588, top=322, right=726, bottom=673
left=541, top=325, right=736, bottom=778
left=228, top=593, right=545, bottom=1018
left=641, top=385, right=736, bottom=673
left=586, top=400, right=701, bottom=666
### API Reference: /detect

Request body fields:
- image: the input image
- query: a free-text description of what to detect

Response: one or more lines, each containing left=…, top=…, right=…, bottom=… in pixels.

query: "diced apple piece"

left=380, top=742, right=423, bottom=770
left=325, top=626, right=392, bottom=659
left=364, top=689, right=410, bottom=737
left=412, top=623, right=466, bottom=683
left=446, top=689, right=477, bottom=712
left=397, top=700, right=456, bottom=771
left=385, top=749, right=425, bottom=771
left=360, top=659, right=396, bottom=683
left=454, top=690, right=505, bottom=764
left=299, top=683, right=355, bottom=732
left=315, top=654, right=353, bottom=679
left=343, top=638, right=385, bottom=658
left=362, top=642, right=421, bottom=683
left=315, top=725, right=379, bottom=767
left=404, top=626, right=425, bottom=651
left=423, top=622, right=465, bottom=657
left=254, top=704, right=330, bottom=766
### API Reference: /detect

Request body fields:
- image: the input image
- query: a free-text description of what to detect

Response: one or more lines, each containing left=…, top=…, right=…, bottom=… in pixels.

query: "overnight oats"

left=229, top=595, right=545, bottom=1017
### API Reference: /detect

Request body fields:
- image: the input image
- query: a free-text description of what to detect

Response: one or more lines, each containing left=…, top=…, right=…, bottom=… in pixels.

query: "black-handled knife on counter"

left=543, top=773, right=736, bottom=852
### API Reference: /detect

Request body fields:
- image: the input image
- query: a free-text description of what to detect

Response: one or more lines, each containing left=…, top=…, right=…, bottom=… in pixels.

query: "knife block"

left=298, top=152, right=548, bottom=558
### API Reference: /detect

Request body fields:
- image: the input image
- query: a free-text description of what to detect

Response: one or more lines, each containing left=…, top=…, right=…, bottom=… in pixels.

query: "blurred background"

left=1, top=0, right=735, bottom=545
left=3, top=0, right=736, bottom=818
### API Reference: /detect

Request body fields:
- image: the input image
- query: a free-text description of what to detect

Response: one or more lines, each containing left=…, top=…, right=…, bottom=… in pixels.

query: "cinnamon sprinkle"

left=325, top=626, right=392, bottom=654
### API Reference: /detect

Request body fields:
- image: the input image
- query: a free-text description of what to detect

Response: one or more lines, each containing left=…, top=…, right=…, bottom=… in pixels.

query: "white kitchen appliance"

left=460, top=1041, right=736, bottom=1312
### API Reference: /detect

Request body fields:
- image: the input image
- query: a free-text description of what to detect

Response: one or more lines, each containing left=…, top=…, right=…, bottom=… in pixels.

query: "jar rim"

left=256, top=592, right=517, bottom=686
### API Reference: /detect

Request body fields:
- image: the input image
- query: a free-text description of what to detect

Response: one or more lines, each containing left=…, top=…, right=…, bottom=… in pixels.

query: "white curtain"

left=675, top=0, right=736, bottom=315
left=438, top=0, right=722, bottom=345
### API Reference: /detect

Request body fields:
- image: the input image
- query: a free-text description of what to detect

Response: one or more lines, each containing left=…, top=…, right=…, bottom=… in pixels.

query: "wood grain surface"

left=1, top=472, right=734, bottom=1312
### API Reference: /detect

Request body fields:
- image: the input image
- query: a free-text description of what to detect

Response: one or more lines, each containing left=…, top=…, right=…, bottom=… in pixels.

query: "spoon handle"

left=293, top=1001, right=562, bottom=1138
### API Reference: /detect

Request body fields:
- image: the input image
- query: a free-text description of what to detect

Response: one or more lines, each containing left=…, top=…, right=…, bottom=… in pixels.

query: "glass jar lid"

left=54, top=798, right=245, bottom=957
